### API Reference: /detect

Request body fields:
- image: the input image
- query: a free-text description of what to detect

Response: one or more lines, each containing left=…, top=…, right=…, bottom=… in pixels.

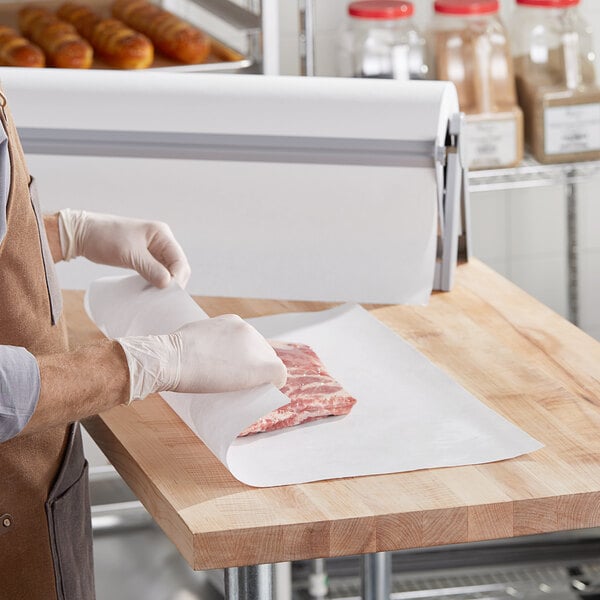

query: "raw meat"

left=238, top=341, right=357, bottom=437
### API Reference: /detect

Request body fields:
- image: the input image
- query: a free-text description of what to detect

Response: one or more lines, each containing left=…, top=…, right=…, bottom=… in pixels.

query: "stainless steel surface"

left=183, top=0, right=273, bottom=75
left=569, top=566, right=600, bottom=598
left=326, top=565, right=582, bottom=599
left=438, top=134, right=463, bottom=291
left=225, top=565, right=274, bottom=600
left=275, top=563, right=293, bottom=600
left=433, top=112, right=467, bottom=293
left=298, top=0, right=315, bottom=76
left=295, top=558, right=600, bottom=600
left=259, top=0, right=279, bottom=75
left=213, top=563, right=293, bottom=600
left=362, top=553, right=391, bottom=600
left=150, top=0, right=256, bottom=73
left=249, top=565, right=274, bottom=600
left=152, top=56, right=254, bottom=73
left=567, top=177, right=579, bottom=326
left=226, top=568, right=241, bottom=600
left=162, top=0, right=264, bottom=74
left=187, top=0, right=260, bottom=31
left=467, top=156, right=600, bottom=193
left=19, top=129, right=441, bottom=167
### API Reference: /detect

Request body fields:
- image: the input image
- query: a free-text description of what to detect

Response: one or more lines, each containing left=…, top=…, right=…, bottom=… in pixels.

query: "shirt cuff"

left=0, top=346, right=41, bottom=443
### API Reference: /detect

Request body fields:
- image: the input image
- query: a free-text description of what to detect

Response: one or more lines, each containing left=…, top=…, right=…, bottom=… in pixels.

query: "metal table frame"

left=223, top=554, right=392, bottom=600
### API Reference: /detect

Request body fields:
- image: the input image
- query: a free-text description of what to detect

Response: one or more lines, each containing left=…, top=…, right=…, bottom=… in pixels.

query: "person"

left=0, top=89, right=286, bottom=600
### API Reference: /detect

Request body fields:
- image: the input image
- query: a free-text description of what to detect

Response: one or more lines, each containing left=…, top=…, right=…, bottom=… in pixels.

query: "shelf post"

left=566, top=175, right=579, bottom=326
left=361, top=552, right=391, bottom=600
left=298, top=0, right=315, bottom=76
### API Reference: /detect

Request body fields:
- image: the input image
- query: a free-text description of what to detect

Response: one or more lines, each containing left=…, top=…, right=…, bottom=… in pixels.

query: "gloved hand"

left=58, top=209, right=191, bottom=289
left=117, top=315, right=288, bottom=401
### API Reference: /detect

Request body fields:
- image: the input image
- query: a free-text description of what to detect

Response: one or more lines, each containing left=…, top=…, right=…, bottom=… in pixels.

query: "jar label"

left=465, top=118, right=517, bottom=169
left=544, top=103, right=600, bottom=155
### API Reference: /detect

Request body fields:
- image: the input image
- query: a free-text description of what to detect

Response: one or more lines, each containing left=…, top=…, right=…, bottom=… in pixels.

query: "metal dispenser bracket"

left=434, top=111, right=470, bottom=292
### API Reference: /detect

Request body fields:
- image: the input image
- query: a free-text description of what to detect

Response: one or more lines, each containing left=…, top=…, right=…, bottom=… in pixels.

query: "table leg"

left=225, top=568, right=240, bottom=600
left=274, top=562, right=292, bottom=600
left=225, top=564, right=274, bottom=600
left=361, top=552, right=391, bottom=600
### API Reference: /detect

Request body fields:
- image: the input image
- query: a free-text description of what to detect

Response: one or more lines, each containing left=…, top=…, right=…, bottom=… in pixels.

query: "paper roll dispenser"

left=0, top=69, right=469, bottom=304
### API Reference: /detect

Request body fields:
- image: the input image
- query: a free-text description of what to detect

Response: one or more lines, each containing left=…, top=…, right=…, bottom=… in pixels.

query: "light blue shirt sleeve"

left=0, top=116, right=36, bottom=443
left=0, top=117, right=9, bottom=245
left=0, top=346, right=41, bottom=443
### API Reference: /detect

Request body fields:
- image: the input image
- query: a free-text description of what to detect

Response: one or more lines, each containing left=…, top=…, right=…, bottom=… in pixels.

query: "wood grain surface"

left=64, top=259, right=600, bottom=569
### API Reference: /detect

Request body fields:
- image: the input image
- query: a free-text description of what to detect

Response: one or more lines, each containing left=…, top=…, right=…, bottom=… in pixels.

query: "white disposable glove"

left=117, top=315, right=288, bottom=402
left=58, top=209, right=191, bottom=289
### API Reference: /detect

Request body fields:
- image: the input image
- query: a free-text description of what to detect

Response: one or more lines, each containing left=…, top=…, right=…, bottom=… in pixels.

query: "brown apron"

left=0, top=93, right=95, bottom=599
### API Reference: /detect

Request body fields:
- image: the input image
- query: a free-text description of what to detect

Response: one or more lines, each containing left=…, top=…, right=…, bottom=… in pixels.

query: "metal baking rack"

left=0, top=0, right=278, bottom=74
left=168, top=0, right=279, bottom=74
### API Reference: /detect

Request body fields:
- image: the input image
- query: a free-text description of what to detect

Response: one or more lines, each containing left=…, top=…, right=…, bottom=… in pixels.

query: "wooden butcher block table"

left=64, top=259, right=600, bottom=600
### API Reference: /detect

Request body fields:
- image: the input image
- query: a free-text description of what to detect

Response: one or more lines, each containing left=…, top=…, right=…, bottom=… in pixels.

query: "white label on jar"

left=465, top=118, right=517, bottom=169
left=544, top=103, right=600, bottom=155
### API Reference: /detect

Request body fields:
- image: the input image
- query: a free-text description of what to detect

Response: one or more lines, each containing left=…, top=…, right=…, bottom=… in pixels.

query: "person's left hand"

left=58, top=210, right=191, bottom=289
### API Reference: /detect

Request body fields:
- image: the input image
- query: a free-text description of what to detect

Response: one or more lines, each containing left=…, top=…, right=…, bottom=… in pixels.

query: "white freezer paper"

left=86, top=275, right=542, bottom=487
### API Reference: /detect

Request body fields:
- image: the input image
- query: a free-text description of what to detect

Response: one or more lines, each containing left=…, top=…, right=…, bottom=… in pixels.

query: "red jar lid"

left=516, top=0, right=579, bottom=7
left=348, top=1, right=414, bottom=19
left=434, top=0, right=499, bottom=14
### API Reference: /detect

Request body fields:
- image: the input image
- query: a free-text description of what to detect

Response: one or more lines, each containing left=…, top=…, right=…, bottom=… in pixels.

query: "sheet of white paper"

left=85, top=275, right=542, bottom=487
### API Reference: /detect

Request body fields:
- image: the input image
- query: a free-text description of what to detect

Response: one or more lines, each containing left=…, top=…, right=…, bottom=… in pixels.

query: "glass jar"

left=428, top=0, right=524, bottom=169
left=511, top=0, right=600, bottom=163
left=337, top=0, right=428, bottom=80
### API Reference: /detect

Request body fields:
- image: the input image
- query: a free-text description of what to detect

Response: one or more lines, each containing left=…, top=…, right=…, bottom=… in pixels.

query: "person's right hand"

left=117, top=316, right=287, bottom=402
left=172, top=316, right=287, bottom=393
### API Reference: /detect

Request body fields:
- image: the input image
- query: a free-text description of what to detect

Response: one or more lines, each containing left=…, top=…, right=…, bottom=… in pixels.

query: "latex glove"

left=117, top=315, right=287, bottom=402
left=58, top=209, right=191, bottom=289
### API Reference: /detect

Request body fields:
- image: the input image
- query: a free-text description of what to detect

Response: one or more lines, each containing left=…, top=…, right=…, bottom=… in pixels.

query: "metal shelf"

left=466, top=154, right=600, bottom=326
left=188, top=0, right=261, bottom=31
left=468, top=156, right=600, bottom=193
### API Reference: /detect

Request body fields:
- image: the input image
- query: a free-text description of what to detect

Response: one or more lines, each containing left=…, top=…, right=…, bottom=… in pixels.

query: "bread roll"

left=57, top=2, right=153, bottom=69
left=19, top=5, right=93, bottom=69
left=0, top=24, right=45, bottom=67
left=112, top=0, right=209, bottom=64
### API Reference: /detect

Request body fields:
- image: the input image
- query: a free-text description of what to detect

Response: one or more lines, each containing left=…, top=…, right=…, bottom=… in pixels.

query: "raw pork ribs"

left=238, top=341, right=357, bottom=436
